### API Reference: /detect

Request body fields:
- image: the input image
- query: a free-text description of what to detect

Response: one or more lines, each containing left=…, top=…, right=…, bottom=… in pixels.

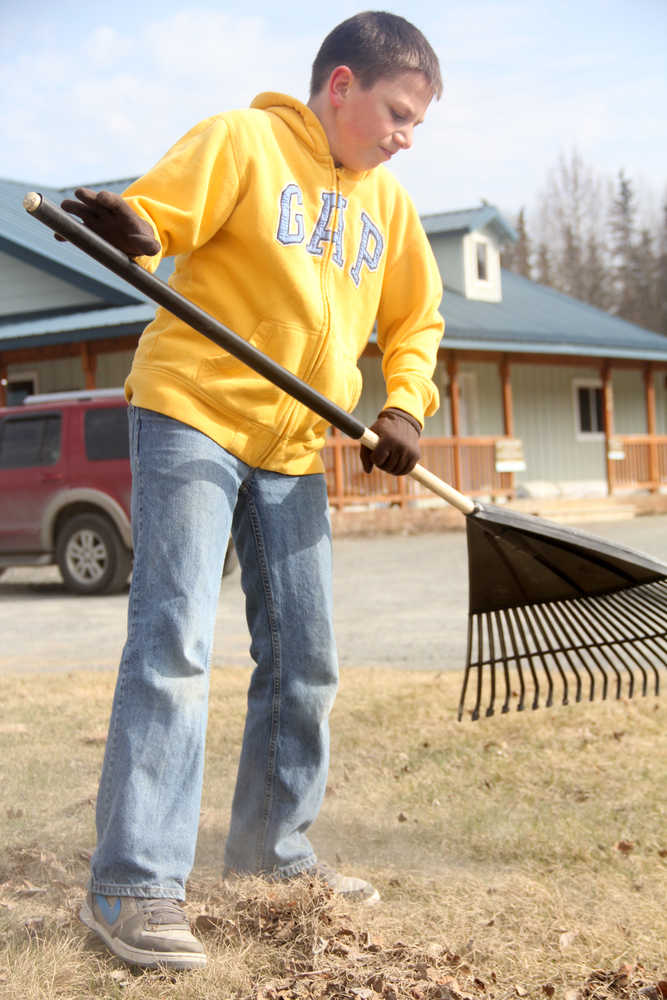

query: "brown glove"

left=59, top=187, right=161, bottom=257
left=360, top=407, right=422, bottom=476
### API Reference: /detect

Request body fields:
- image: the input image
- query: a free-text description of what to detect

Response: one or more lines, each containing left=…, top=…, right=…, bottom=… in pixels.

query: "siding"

left=511, top=364, right=607, bottom=487
left=96, top=350, right=135, bottom=387
left=0, top=251, right=103, bottom=316
left=612, top=369, right=646, bottom=434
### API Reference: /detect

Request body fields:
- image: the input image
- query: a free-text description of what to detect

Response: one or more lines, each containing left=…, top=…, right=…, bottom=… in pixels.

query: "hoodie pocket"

left=196, top=320, right=362, bottom=432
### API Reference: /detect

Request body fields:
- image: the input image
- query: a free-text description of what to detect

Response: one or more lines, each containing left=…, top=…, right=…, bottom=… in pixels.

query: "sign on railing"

left=494, top=438, right=526, bottom=472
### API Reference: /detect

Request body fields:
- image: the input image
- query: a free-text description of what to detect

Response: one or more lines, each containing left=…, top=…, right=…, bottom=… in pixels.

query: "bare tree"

left=533, top=150, right=607, bottom=300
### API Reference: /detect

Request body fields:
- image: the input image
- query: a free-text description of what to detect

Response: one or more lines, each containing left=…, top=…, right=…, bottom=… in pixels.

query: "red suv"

left=0, top=389, right=234, bottom=594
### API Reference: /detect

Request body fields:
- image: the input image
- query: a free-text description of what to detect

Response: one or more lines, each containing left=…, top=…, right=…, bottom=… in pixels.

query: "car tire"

left=56, top=513, right=132, bottom=596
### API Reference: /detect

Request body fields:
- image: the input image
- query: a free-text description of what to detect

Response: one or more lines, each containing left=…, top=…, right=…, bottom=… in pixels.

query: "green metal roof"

left=2, top=179, right=665, bottom=363
left=421, top=204, right=518, bottom=243
left=441, top=270, right=667, bottom=361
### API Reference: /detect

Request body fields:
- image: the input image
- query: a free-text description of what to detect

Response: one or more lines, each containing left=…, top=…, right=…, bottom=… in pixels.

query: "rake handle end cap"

left=24, top=191, right=42, bottom=213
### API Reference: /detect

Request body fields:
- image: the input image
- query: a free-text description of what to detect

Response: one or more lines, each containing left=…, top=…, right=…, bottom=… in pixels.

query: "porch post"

left=448, top=354, right=462, bottom=491
left=644, top=362, right=658, bottom=492
left=500, top=356, right=514, bottom=435
left=601, top=362, right=614, bottom=496
left=80, top=342, right=97, bottom=389
left=331, top=427, right=346, bottom=511
left=500, top=356, right=515, bottom=497
left=0, top=357, right=6, bottom=407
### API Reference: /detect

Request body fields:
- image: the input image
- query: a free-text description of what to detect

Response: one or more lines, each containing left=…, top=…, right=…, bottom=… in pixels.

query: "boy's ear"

left=328, top=65, right=355, bottom=107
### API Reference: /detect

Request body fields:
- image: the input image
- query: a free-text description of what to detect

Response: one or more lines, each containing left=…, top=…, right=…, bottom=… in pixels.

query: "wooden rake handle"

left=24, top=192, right=476, bottom=516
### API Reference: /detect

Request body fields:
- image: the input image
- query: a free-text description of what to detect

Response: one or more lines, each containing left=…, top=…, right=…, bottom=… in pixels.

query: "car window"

left=0, top=413, right=62, bottom=468
left=84, top=406, right=130, bottom=461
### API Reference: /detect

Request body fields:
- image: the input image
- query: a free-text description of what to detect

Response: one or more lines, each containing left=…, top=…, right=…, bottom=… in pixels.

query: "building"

left=2, top=178, right=667, bottom=507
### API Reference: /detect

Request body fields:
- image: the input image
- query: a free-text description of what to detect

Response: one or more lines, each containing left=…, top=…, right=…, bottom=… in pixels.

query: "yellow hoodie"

left=123, top=93, right=444, bottom=476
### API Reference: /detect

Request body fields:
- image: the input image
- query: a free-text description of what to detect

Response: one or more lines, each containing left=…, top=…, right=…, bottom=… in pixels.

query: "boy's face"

left=326, top=68, right=433, bottom=172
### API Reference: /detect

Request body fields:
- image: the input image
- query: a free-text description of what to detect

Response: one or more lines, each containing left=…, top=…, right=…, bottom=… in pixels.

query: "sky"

left=2, top=0, right=666, bottom=224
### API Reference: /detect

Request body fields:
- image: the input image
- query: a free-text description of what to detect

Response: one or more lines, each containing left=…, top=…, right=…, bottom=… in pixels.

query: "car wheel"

left=56, top=513, right=132, bottom=595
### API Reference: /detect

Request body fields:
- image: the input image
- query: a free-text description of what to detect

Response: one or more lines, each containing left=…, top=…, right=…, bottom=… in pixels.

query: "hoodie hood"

left=251, top=92, right=332, bottom=162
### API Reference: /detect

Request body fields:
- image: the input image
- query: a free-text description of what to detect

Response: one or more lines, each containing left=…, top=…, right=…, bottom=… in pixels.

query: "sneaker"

left=306, top=862, right=380, bottom=905
left=79, top=892, right=207, bottom=969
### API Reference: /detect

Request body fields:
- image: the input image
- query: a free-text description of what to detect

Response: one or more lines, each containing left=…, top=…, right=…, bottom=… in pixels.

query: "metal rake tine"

left=484, top=612, right=497, bottom=718
left=595, top=588, right=667, bottom=694
left=525, top=602, right=572, bottom=705
left=492, top=610, right=513, bottom=714
left=553, top=600, right=610, bottom=700
left=540, top=600, right=593, bottom=702
left=566, top=597, right=629, bottom=700
left=501, top=608, right=527, bottom=711
left=615, top=585, right=667, bottom=648
left=579, top=591, right=653, bottom=698
left=574, top=595, right=637, bottom=699
left=518, top=604, right=555, bottom=708
left=458, top=615, right=476, bottom=721
left=509, top=606, right=541, bottom=710
left=617, top=583, right=667, bottom=633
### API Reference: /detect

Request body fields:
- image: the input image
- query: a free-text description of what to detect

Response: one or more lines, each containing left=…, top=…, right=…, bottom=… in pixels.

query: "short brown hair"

left=310, top=11, right=443, bottom=99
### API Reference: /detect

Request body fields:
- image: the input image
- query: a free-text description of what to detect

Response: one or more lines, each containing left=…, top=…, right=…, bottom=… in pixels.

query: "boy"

left=62, top=11, right=444, bottom=970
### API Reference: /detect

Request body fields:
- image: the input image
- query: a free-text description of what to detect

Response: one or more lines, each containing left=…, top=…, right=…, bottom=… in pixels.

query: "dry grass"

left=0, top=667, right=665, bottom=1000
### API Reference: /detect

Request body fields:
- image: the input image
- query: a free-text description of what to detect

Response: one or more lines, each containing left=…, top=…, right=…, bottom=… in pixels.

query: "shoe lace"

left=141, top=898, right=189, bottom=926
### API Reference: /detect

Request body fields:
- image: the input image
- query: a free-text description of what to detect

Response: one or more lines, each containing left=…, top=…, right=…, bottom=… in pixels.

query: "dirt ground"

left=2, top=512, right=667, bottom=677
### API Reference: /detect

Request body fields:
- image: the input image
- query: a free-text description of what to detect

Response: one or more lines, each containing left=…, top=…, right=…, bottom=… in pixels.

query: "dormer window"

left=475, top=241, right=488, bottom=282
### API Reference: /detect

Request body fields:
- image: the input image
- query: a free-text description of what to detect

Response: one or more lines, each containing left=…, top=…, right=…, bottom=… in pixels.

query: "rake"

left=24, top=192, right=667, bottom=720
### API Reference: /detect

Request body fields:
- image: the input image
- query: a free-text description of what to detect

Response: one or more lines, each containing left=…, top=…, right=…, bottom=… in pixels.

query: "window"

left=575, top=383, right=604, bottom=436
left=475, top=241, right=488, bottom=282
left=0, top=414, right=62, bottom=468
left=84, top=406, right=130, bottom=461
left=2, top=373, right=37, bottom=406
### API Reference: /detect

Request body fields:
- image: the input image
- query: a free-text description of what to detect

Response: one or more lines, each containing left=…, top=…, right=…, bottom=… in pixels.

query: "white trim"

left=572, top=377, right=605, bottom=440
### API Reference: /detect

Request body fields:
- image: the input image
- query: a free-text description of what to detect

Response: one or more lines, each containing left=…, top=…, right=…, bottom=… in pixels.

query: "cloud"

left=2, top=7, right=313, bottom=186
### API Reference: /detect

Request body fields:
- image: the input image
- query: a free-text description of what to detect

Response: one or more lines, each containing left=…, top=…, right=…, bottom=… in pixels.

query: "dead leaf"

left=543, top=985, right=555, bottom=998
left=24, top=916, right=45, bottom=937
left=658, top=849, right=667, bottom=859
left=559, top=930, right=578, bottom=950
left=657, top=982, right=667, bottom=999
left=398, top=812, right=408, bottom=823
left=6, top=807, right=23, bottom=819
left=615, top=840, right=635, bottom=854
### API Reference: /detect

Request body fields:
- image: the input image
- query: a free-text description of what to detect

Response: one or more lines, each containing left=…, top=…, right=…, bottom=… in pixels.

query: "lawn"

left=0, top=667, right=665, bottom=999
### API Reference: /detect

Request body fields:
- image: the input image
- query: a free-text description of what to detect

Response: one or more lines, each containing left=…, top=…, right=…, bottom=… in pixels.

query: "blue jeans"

left=90, top=406, right=339, bottom=899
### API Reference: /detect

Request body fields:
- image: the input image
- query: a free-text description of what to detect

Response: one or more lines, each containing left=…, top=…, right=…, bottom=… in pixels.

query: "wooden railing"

left=609, top=435, right=667, bottom=493
left=322, top=431, right=515, bottom=509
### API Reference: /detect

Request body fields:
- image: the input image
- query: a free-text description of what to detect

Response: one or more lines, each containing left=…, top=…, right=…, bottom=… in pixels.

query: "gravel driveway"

left=2, top=514, right=666, bottom=676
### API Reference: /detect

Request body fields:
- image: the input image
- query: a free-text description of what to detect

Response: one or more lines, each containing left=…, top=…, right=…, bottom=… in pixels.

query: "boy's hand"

left=360, top=408, right=422, bottom=476
left=59, top=188, right=161, bottom=257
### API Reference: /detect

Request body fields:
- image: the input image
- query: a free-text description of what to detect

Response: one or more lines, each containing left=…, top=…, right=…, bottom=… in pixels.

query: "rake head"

left=457, top=505, right=667, bottom=720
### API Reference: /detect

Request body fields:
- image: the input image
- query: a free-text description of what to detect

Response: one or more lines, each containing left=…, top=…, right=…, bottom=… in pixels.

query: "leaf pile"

left=192, top=879, right=667, bottom=1000
left=194, top=878, right=490, bottom=1000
